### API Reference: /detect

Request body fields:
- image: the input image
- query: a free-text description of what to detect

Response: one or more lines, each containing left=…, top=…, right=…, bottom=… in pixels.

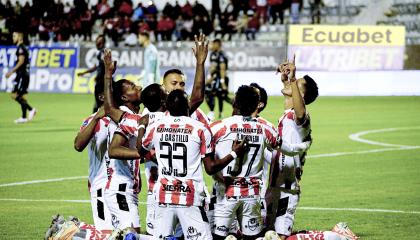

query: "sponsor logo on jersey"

left=186, top=226, right=202, bottom=240
left=157, top=127, right=193, bottom=134
left=216, top=225, right=229, bottom=233
left=245, top=218, right=259, bottom=231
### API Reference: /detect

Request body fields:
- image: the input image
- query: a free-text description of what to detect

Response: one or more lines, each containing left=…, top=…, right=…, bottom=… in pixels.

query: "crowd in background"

left=0, top=0, right=325, bottom=46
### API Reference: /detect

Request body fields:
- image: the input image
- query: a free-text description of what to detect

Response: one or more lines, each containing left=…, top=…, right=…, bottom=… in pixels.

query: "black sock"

left=21, top=103, right=27, bottom=118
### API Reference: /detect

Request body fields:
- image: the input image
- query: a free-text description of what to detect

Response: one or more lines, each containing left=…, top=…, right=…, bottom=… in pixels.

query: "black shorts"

left=12, top=72, right=30, bottom=95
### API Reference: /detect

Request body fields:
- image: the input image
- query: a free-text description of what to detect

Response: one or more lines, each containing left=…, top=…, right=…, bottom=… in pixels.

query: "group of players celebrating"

left=45, top=34, right=359, bottom=240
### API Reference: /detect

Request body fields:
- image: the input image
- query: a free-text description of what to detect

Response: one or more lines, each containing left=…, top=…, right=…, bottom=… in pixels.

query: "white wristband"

left=230, top=151, right=237, bottom=159
left=139, top=125, right=146, bottom=130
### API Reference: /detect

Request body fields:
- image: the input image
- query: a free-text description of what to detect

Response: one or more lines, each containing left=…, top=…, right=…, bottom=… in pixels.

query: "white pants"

left=154, top=204, right=212, bottom=239
left=145, top=192, right=156, bottom=235
left=90, top=188, right=113, bottom=230
left=104, top=186, right=140, bottom=229
left=274, top=191, right=300, bottom=236
left=213, top=196, right=263, bottom=237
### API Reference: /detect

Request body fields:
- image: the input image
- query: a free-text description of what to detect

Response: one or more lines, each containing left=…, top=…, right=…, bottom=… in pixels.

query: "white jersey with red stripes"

left=210, top=115, right=278, bottom=198
left=272, top=109, right=311, bottom=190
left=105, top=106, right=141, bottom=193
left=79, top=114, right=111, bottom=192
left=142, top=107, right=210, bottom=127
left=142, top=115, right=213, bottom=206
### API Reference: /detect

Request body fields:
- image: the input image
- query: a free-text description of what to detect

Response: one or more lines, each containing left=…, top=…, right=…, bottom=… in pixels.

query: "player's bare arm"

left=5, top=55, right=25, bottom=78
left=190, top=33, right=209, bottom=113
left=103, top=48, right=124, bottom=123
left=203, top=139, right=247, bottom=175
left=220, top=63, right=227, bottom=90
left=287, top=55, right=306, bottom=125
left=74, top=107, right=105, bottom=152
left=108, top=133, right=140, bottom=160
left=135, top=115, right=149, bottom=154
left=77, top=64, right=97, bottom=77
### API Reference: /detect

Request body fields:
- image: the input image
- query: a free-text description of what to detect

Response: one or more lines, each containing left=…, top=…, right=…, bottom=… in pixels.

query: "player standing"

left=77, top=35, right=106, bottom=112
left=6, top=31, right=36, bottom=124
left=138, top=31, right=160, bottom=87
left=205, top=39, right=231, bottom=120
left=265, top=57, right=318, bottom=240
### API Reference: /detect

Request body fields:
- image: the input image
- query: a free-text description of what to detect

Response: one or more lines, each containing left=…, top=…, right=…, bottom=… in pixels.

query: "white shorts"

left=104, top=184, right=140, bottom=229
left=154, top=204, right=212, bottom=239
left=213, top=196, right=263, bottom=237
left=273, top=191, right=300, bottom=236
left=90, top=188, right=113, bottom=230
left=145, top=192, right=156, bottom=235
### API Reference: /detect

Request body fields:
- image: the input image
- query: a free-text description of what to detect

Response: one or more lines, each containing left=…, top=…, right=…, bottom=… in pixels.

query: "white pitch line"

left=1, top=198, right=419, bottom=215
left=0, top=176, right=87, bottom=187
left=307, top=146, right=420, bottom=159
left=349, top=127, right=420, bottom=148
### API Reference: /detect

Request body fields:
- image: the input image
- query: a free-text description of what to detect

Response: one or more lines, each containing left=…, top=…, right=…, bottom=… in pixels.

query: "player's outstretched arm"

left=109, top=133, right=140, bottom=160
left=278, top=139, right=311, bottom=156
left=74, top=107, right=105, bottom=152
left=103, top=49, right=124, bottom=123
left=190, top=33, right=209, bottom=114
left=77, top=64, right=97, bottom=77
left=135, top=115, right=149, bottom=154
left=5, top=55, right=25, bottom=78
left=203, top=139, right=247, bottom=175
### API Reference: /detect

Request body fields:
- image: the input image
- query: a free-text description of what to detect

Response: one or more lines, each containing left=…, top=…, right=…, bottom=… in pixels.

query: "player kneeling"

left=140, top=90, right=247, bottom=239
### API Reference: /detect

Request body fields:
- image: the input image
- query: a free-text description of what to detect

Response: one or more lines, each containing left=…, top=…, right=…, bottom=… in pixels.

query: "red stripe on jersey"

left=240, top=178, right=249, bottom=196
left=225, top=178, right=235, bottom=197
left=170, top=124, right=180, bottom=129
left=286, top=111, right=295, bottom=120
left=243, top=123, right=252, bottom=129
left=80, top=116, right=94, bottom=131
left=105, top=168, right=114, bottom=189
left=210, top=120, right=222, bottom=128
left=143, top=126, right=157, bottom=147
left=213, top=126, right=227, bottom=143
left=159, top=178, right=168, bottom=204
left=198, top=129, right=206, bottom=155
left=265, top=128, right=276, bottom=147
left=251, top=177, right=260, bottom=195
left=102, top=118, right=110, bottom=126
left=133, top=159, right=140, bottom=193
left=194, top=109, right=210, bottom=126
left=258, top=118, right=267, bottom=125
left=186, top=179, right=195, bottom=206
left=278, top=119, right=284, bottom=137
left=124, top=113, right=141, bottom=121
left=120, top=124, right=137, bottom=136
left=171, top=180, right=181, bottom=205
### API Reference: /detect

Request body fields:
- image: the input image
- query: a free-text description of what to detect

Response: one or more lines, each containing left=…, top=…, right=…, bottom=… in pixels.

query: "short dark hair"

left=139, top=31, right=150, bottom=39
left=96, top=34, right=105, bottom=42
left=302, top=75, right=318, bottom=105
left=112, top=79, right=131, bottom=106
left=250, top=83, right=267, bottom=113
left=94, top=82, right=104, bottom=105
left=213, top=39, right=222, bottom=45
left=234, top=85, right=260, bottom=116
left=141, top=83, right=166, bottom=112
left=163, top=68, right=184, bottom=79
left=166, top=89, right=189, bottom=116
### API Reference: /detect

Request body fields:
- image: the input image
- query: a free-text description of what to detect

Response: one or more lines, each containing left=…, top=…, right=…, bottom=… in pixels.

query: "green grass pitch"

left=0, top=93, right=419, bottom=239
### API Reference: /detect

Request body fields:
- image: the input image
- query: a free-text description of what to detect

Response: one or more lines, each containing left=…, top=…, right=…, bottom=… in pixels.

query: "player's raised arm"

left=103, top=49, right=124, bottom=123
left=135, top=115, right=149, bottom=154
left=74, top=107, right=105, bottom=152
left=190, top=33, right=209, bottom=114
left=287, top=55, right=306, bottom=125
left=203, top=139, right=247, bottom=175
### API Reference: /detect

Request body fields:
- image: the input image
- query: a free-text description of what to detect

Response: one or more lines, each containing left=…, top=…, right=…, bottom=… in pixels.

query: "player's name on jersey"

left=159, top=134, right=189, bottom=143
left=237, top=133, right=260, bottom=143
left=162, top=182, right=192, bottom=193
left=157, top=127, right=193, bottom=134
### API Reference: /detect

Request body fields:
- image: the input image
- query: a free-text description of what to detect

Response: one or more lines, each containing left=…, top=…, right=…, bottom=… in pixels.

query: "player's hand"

left=232, top=138, right=249, bottom=159
left=103, top=48, right=116, bottom=76
left=5, top=72, right=12, bottom=78
left=192, top=33, right=209, bottom=65
left=95, top=106, right=106, bottom=119
left=138, top=114, right=149, bottom=127
left=77, top=72, right=84, bottom=77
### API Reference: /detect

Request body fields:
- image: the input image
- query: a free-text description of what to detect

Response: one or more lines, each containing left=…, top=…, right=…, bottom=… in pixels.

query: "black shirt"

left=209, top=50, right=228, bottom=79
left=96, top=48, right=105, bottom=81
left=15, top=43, right=29, bottom=74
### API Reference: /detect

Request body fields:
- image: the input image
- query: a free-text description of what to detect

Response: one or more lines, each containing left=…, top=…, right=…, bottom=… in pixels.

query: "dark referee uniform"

left=205, top=50, right=231, bottom=116
left=93, top=48, right=105, bottom=112
left=12, top=43, right=30, bottom=95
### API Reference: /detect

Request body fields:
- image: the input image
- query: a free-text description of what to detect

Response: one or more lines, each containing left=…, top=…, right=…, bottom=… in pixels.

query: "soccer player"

left=266, top=57, right=319, bottom=240
left=142, top=89, right=247, bottom=239
left=73, top=83, right=113, bottom=231
left=6, top=31, right=36, bottom=124
left=77, top=35, right=106, bottom=112
left=205, top=39, right=232, bottom=120
left=211, top=85, right=278, bottom=240
left=138, top=31, right=160, bottom=87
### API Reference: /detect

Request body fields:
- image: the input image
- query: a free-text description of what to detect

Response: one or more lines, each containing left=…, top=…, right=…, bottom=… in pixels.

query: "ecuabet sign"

left=288, top=25, right=406, bottom=71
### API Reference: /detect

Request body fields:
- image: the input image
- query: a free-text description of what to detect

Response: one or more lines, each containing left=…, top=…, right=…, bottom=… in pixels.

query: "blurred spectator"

left=178, top=14, right=194, bottom=40
left=132, top=3, right=145, bottom=21
left=119, top=0, right=133, bottom=17
left=245, top=10, right=260, bottom=40
left=291, top=0, right=302, bottom=23
left=157, top=15, right=175, bottom=41
left=193, top=0, right=209, bottom=17
left=81, top=9, right=93, bottom=41
left=97, top=0, right=112, bottom=20
left=268, top=0, right=284, bottom=24
left=256, top=0, right=268, bottom=23
left=181, top=1, right=193, bottom=18
left=138, top=19, right=151, bottom=33
left=104, top=14, right=121, bottom=46
left=146, top=1, right=158, bottom=16
left=162, top=2, right=173, bottom=18
left=211, top=0, right=221, bottom=23
left=172, top=1, right=182, bottom=20
left=309, top=0, right=323, bottom=24
left=236, top=11, right=249, bottom=38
